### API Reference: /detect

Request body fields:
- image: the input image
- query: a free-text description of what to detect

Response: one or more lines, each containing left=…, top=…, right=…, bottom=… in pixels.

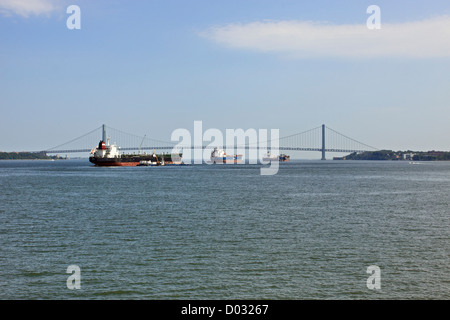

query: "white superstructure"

left=262, top=151, right=278, bottom=162
left=91, top=139, right=120, bottom=158
left=210, top=147, right=242, bottom=164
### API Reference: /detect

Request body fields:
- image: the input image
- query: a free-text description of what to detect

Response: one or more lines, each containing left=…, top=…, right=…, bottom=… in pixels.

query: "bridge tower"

left=102, top=124, right=106, bottom=142
left=321, top=124, right=326, bottom=160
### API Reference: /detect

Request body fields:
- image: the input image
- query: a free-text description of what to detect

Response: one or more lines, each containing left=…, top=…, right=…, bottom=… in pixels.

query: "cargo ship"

left=209, top=147, right=242, bottom=164
left=89, top=140, right=182, bottom=166
left=262, top=151, right=290, bottom=162
left=279, top=154, right=290, bottom=162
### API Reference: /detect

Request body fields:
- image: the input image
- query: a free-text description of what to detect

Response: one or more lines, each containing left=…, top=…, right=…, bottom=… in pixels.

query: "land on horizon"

left=334, top=150, right=450, bottom=161
left=2, top=150, right=450, bottom=161
left=0, top=152, right=67, bottom=160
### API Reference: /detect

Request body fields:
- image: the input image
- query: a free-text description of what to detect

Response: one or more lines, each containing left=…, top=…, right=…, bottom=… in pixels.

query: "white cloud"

left=200, top=16, right=450, bottom=59
left=0, top=0, right=58, bottom=17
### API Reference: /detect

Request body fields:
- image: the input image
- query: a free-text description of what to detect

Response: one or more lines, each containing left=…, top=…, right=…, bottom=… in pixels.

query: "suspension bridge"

left=39, top=124, right=378, bottom=160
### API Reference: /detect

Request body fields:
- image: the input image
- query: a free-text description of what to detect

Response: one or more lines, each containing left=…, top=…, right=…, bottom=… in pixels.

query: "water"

left=0, top=159, right=449, bottom=299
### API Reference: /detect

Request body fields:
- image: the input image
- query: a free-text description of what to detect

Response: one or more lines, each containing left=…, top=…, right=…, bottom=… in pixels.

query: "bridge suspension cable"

left=41, top=123, right=378, bottom=159
left=105, top=126, right=177, bottom=151
left=326, top=126, right=378, bottom=151
left=44, top=125, right=103, bottom=153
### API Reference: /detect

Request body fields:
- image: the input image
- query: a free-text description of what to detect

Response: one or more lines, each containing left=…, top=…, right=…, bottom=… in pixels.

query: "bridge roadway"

left=44, top=146, right=368, bottom=154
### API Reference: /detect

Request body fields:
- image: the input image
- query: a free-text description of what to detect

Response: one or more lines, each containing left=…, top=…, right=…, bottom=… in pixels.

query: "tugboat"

left=262, top=151, right=290, bottom=162
left=209, top=147, right=243, bottom=164
left=138, top=149, right=165, bottom=166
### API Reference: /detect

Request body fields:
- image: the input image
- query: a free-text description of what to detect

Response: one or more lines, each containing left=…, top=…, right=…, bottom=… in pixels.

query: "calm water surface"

left=0, top=160, right=449, bottom=299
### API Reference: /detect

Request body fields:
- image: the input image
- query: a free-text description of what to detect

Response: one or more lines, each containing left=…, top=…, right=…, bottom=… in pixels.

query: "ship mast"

left=139, top=135, right=146, bottom=155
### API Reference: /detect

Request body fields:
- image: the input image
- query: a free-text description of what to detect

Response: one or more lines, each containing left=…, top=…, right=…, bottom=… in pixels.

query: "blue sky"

left=1, top=0, right=450, bottom=154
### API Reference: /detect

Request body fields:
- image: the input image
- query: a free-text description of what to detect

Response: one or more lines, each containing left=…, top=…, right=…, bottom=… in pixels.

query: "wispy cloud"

left=200, top=16, right=450, bottom=59
left=0, top=0, right=59, bottom=17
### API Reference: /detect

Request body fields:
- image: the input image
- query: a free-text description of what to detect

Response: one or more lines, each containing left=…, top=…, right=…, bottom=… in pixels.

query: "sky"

left=1, top=0, right=450, bottom=155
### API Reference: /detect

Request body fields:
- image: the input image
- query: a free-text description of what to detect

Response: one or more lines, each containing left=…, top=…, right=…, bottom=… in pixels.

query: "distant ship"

left=262, top=151, right=290, bottom=162
left=89, top=140, right=182, bottom=166
left=279, top=154, right=290, bottom=162
left=262, top=151, right=278, bottom=162
left=209, top=147, right=242, bottom=164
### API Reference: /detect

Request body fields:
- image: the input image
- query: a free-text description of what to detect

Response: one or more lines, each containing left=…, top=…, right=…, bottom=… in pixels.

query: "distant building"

left=403, top=153, right=416, bottom=160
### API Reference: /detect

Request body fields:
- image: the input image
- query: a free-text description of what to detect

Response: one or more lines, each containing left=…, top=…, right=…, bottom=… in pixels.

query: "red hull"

left=90, top=158, right=180, bottom=167
left=94, top=162, right=140, bottom=167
